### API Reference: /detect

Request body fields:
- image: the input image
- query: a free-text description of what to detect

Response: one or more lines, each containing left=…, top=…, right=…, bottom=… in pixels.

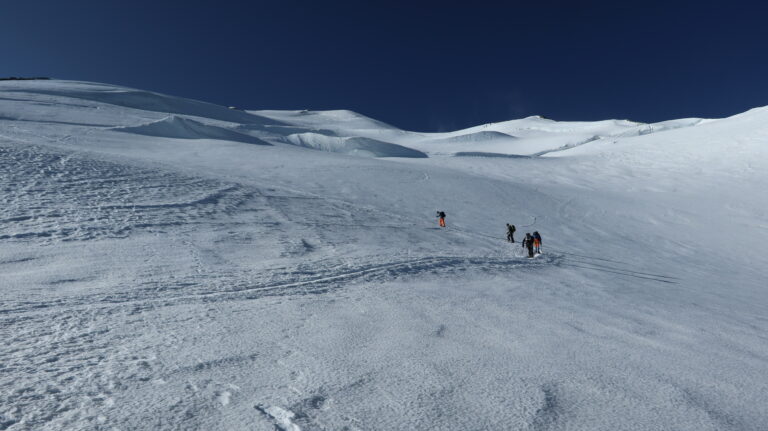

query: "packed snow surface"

left=1, top=80, right=767, bottom=430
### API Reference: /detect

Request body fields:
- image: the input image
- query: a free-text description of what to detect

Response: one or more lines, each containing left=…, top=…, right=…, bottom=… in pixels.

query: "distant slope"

left=254, top=109, right=401, bottom=131
left=284, top=132, right=427, bottom=158
left=113, top=116, right=270, bottom=145
left=0, top=79, right=713, bottom=159
left=254, top=110, right=710, bottom=157
left=2, top=80, right=278, bottom=125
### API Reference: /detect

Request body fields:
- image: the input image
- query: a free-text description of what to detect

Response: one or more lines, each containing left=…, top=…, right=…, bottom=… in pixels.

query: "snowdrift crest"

left=5, top=80, right=279, bottom=125
left=284, top=132, right=427, bottom=158
left=113, top=115, right=271, bottom=145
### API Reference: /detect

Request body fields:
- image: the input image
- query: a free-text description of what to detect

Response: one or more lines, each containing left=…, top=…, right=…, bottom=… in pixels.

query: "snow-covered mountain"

left=1, top=79, right=767, bottom=430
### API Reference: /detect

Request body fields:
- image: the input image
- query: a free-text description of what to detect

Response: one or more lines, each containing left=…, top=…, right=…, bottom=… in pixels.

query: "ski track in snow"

left=1, top=253, right=554, bottom=316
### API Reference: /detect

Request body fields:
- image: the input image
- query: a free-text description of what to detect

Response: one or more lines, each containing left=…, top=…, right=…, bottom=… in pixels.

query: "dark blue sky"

left=3, top=1, right=768, bottom=131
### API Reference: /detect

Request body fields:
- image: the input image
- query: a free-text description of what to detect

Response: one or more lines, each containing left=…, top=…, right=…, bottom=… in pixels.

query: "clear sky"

left=3, top=0, right=767, bottom=131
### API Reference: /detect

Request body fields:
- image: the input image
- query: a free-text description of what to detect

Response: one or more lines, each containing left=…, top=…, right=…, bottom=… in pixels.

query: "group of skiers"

left=507, top=223, right=542, bottom=257
left=437, top=211, right=543, bottom=259
left=522, top=231, right=542, bottom=258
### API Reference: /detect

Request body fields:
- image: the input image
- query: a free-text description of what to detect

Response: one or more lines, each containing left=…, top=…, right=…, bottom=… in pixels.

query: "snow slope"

left=253, top=109, right=707, bottom=157
left=113, top=115, right=271, bottom=145
left=284, top=132, right=427, bottom=158
left=1, top=80, right=767, bottom=431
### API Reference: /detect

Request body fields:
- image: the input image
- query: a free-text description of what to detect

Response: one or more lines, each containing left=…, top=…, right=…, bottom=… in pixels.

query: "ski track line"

left=0, top=255, right=551, bottom=319
left=547, top=246, right=680, bottom=280
left=548, top=247, right=634, bottom=266
left=557, top=256, right=680, bottom=280
left=557, top=263, right=677, bottom=284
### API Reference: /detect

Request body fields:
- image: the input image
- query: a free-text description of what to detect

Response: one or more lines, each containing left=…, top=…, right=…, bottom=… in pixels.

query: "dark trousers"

left=507, top=233, right=514, bottom=242
left=526, top=245, right=534, bottom=257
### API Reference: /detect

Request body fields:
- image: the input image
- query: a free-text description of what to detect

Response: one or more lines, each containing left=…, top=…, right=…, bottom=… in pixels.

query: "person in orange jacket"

left=436, top=211, right=446, bottom=227
left=533, top=231, right=542, bottom=254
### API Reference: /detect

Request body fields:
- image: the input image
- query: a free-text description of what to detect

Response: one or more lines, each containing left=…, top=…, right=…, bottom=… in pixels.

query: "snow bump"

left=112, top=115, right=270, bottom=145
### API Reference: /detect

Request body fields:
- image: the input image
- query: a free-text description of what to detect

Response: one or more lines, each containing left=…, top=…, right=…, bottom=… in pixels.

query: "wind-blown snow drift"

left=285, top=132, right=427, bottom=158
left=12, top=80, right=277, bottom=125
left=113, top=115, right=271, bottom=145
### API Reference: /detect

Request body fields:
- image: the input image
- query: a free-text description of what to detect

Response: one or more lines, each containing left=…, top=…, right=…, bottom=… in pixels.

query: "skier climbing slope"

left=437, top=210, right=446, bottom=227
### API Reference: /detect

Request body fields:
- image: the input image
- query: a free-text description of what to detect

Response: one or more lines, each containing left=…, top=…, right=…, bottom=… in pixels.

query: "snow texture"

left=1, top=79, right=767, bottom=430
